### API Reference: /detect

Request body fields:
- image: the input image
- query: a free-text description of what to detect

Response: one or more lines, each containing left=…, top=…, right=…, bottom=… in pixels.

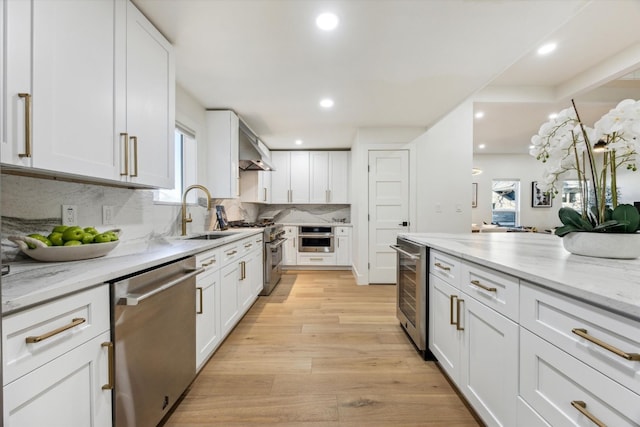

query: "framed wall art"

left=531, top=181, right=552, bottom=208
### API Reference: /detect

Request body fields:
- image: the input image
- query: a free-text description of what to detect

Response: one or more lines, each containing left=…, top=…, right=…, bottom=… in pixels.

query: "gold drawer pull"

left=245, top=243, right=252, bottom=248
left=226, top=250, right=237, bottom=256
left=196, top=287, right=204, bottom=314
left=202, top=258, right=216, bottom=267
left=572, top=328, right=640, bottom=361
left=470, top=279, right=497, bottom=292
left=449, top=295, right=457, bottom=325
left=571, top=401, right=607, bottom=427
left=101, top=342, right=114, bottom=390
left=456, top=299, right=464, bottom=331
left=434, top=262, right=451, bottom=271
left=26, top=317, right=86, bottom=343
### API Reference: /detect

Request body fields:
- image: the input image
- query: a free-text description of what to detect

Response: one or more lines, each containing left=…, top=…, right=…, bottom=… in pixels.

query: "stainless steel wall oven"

left=391, top=237, right=434, bottom=360
left=298, top=226, right=334, bottom=253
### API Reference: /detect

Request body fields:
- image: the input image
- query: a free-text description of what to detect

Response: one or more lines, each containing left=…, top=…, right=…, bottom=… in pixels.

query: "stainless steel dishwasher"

left=110, top=256, right=202, bottom=427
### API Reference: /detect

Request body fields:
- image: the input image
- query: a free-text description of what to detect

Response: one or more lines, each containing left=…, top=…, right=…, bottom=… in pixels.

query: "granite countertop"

left=400, top=232, right=640, bottom=321
left=2, top=229, right=263, bottom=316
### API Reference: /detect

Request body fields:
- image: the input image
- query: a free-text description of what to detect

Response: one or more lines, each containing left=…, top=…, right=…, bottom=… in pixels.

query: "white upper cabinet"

left=2, top=0, right=175, bottom=188
left=271, top=151, right=310, bottom=204
left=119, top=1, right=175, bottom=188
left=3, top=0, right=120, bottom=178
left=309, top=151, right=349, bottom=204
left=206, top=110, right=239, bottom=198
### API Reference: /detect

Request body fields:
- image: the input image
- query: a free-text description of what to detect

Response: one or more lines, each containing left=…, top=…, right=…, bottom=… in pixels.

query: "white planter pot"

left=562, top=232, right=640, bottom=259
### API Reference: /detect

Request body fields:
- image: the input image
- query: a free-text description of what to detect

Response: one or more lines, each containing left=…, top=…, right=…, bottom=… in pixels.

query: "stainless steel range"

left=228, top=221, right=285, bottom=295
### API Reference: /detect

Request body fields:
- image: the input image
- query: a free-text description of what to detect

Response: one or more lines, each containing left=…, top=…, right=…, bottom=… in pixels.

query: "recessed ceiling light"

left=478, top=144, right=486, bottom=149
left=316, top=12, right=339, bottom=31
left=295, top=139, right=303, bottom=145
left=548, top=113, right=558, bottom=119
left=475, top=111, right=484, bottom=119
left=319, top=98, right=334, bottom=108
left=537, top=42, right=557, bottom=55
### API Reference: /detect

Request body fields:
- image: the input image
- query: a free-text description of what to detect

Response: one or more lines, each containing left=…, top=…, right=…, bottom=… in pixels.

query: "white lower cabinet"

left=429, top=274, right=462, bottom=383
left=195, top=248, right=222, bottom=371
left=220, top=259, right=241, bottom=337
left=297, top=253, right=336, bottom=266
left=2, top=285, right=112, bottom=427
left=520, top=328, right=640, bottom=426
left=335, top=226, right=351, bottom=266
left=4, top=331, right=112, bottom=427
left=283, top=226, right=297, bottom=266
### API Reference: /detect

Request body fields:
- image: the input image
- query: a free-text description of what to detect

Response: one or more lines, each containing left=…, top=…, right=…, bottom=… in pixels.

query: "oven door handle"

left=298, top=233, right=334, bottom=238
left=118, top=267, right=204, bottom=306
left=269, top=238, right=286, bottom=249
left=390, top=245, right=420, bottom=260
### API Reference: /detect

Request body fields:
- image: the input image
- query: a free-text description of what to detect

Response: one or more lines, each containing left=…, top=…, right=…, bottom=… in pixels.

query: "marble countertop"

left=278, top=223, right=352, bottom=226
left=400, top=232, right=640, bottom=321
left=2, top=229, right=263, bottom=316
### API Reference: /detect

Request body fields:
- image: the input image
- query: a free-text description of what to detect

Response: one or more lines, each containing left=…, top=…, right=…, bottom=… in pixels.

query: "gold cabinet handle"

left=130, top=136, right=138, bottom=177
left=263, top=187, right=267, bottom=202
left=196, top=287, right=203, bottom=314
left=18, top=93, right=32, bottom=158
left=101, top=342, right=114, bottom=390
left=572, top=328, right=640, bottom=361
left=25, top=317, right=86, bottom=343
left=456, top=299, right=464, bottom=331
left=202, top=258, right=216, bottom=267
left=239, top=261, right=246, bottom=280
left=571, top=401, right=607, bottom=427
left=470, top=279, right=497, bottom=292
left=434, top=262, right=451, bottom=271
left=120, top=133, right=129, bottom=176
left=449, top=295, right=458, bottom=325
left=226, top=250, right=237, bottom=256
left=245, top=243, right=252, bottom=248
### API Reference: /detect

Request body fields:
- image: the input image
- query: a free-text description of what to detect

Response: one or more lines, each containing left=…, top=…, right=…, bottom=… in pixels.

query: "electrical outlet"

left=103, top=205, right=114, bottom=225
left=62, top=205, right=78, bottom=226
left=455, top=203, right=462, bottom=213
left=435, top=203, right=442, bottom=213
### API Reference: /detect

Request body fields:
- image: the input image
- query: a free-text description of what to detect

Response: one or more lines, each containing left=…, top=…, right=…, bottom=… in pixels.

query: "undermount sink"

left=187, top=231, right=242, bottom=240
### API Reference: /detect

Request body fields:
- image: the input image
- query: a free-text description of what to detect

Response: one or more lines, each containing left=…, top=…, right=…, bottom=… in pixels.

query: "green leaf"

left=611, top=204, right=640, bottom=233
left=592, top=220, right=625, bottom=232
left=555, top=224, right=580, bottom=237
left=558, top=208, right=593, bottom=231
left=603, top=207, right=613, bottom=222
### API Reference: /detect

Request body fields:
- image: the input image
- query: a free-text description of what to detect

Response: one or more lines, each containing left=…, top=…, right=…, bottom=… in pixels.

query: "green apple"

left=104, top=231, right=119, bottom=241
left=81, top=234, right=95, bottom=244
left=62, top=226, right=84, bottom=242
left=27, top=233, right=52, bottom=249
left=52, top=225, right=69, bottom=233
left=93, top=233, right=112, bottom=243
left=63, top=240, right=82, bottom=246
left=83, top=227, right=99, bottom=235
left=48, top=232, right=64, bottom=246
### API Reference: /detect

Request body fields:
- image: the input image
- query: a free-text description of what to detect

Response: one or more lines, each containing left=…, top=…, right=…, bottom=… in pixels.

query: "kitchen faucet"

left=181, top=184, right=212, bottom=235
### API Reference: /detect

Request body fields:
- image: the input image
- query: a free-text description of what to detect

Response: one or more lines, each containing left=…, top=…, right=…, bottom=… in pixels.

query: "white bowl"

left=9, top=234, right=120, bottom=262
left=562, top=232, right=640, bottom=259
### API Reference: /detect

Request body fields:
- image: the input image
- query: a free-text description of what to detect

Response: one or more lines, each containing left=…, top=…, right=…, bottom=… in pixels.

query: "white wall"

left=413, top=101, right=473, bottom=233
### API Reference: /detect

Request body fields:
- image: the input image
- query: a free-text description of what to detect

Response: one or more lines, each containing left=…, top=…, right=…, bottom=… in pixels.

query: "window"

left=491, top=180, right=520, bottom=226
left=155, top=125, right=197, bottom=204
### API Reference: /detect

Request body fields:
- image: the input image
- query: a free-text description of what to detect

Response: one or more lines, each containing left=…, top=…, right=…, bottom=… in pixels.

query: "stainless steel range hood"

left=239, top=121, right=274, bottom=171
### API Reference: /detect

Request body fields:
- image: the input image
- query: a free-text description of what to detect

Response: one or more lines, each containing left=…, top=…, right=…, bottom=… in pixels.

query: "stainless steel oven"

left=298, top=226, right=334, bottom=253
left=261, top=224, right=285, bottom=295
left=391, top=237, right=434, bottom=360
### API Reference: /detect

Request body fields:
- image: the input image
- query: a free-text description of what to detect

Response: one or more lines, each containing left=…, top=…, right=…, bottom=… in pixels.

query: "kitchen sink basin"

left=187, top=231, right=242, bottom=240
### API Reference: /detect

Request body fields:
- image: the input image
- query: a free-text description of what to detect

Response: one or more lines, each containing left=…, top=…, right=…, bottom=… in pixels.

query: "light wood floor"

left=163, top=270, right=481, bottom=427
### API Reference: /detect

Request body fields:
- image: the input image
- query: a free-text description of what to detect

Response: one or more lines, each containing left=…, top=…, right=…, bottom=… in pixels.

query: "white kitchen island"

left=399, top=231, right=640, bottom=427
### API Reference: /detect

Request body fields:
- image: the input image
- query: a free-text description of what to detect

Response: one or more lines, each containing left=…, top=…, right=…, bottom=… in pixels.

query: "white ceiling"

left=132, top=0, right=640, bottom=152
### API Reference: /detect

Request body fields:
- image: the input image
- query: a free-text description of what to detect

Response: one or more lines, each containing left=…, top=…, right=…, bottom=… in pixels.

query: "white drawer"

left=220, top=243, right=240, bottom=266
left=429, top=250, right=460, bottom=287
left=460, top=261, right=519, bottom=321
left=238, top=236, right=257, bottom=256
left=297, top=253, right=336, bottom=266
left=3, top=285, right=110, bottom=385
left=195, top=247, right=221, bottom=271
left=520, top=328, right=640, bottom=426
left=521, top=283, right=640, bottom=394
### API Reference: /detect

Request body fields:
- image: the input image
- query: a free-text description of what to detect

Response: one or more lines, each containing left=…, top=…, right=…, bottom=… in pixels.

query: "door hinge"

left=368, top=214, right=370, bottom=221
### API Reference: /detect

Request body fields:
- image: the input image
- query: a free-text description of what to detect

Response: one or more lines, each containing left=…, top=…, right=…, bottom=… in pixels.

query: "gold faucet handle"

left=186, top=213, right=193, bottom=223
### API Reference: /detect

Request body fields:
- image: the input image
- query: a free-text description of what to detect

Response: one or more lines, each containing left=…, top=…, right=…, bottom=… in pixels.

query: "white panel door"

left=4, top=0, right=119, bottom=178
left=270, top=151, right=291, bottom=203
left=309, top=151, right=330, bottom=203
left=368, top=150, right=409, bottom=283
left=124, top=1, right=174, bottom=188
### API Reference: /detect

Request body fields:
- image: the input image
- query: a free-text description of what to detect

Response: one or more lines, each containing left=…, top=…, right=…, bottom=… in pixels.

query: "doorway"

left=367, top=150, right=410, bottom=284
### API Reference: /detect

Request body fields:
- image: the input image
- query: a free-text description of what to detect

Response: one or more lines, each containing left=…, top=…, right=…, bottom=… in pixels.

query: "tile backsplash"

left=1, top=174, right=350, bottom=261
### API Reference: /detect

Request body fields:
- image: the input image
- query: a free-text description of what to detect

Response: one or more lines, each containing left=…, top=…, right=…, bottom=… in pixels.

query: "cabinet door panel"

left=270, top=151, right=291, bottom=203
left=4, top=332, right=112, bottom=427
left=428, top=274, right=462, bottom=383
left=309, top=151, right=329, bottom=203
left=328, top=151, right=349, bottom=203
left=220, top=262, right=240, bottom=336
left=289, top=151, right=310, bottom=203
left=125, top=1, right=174, bottom=188
left=461, top=295, right=518, bottom=427
left=196, top=269, right=220, bottom=370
